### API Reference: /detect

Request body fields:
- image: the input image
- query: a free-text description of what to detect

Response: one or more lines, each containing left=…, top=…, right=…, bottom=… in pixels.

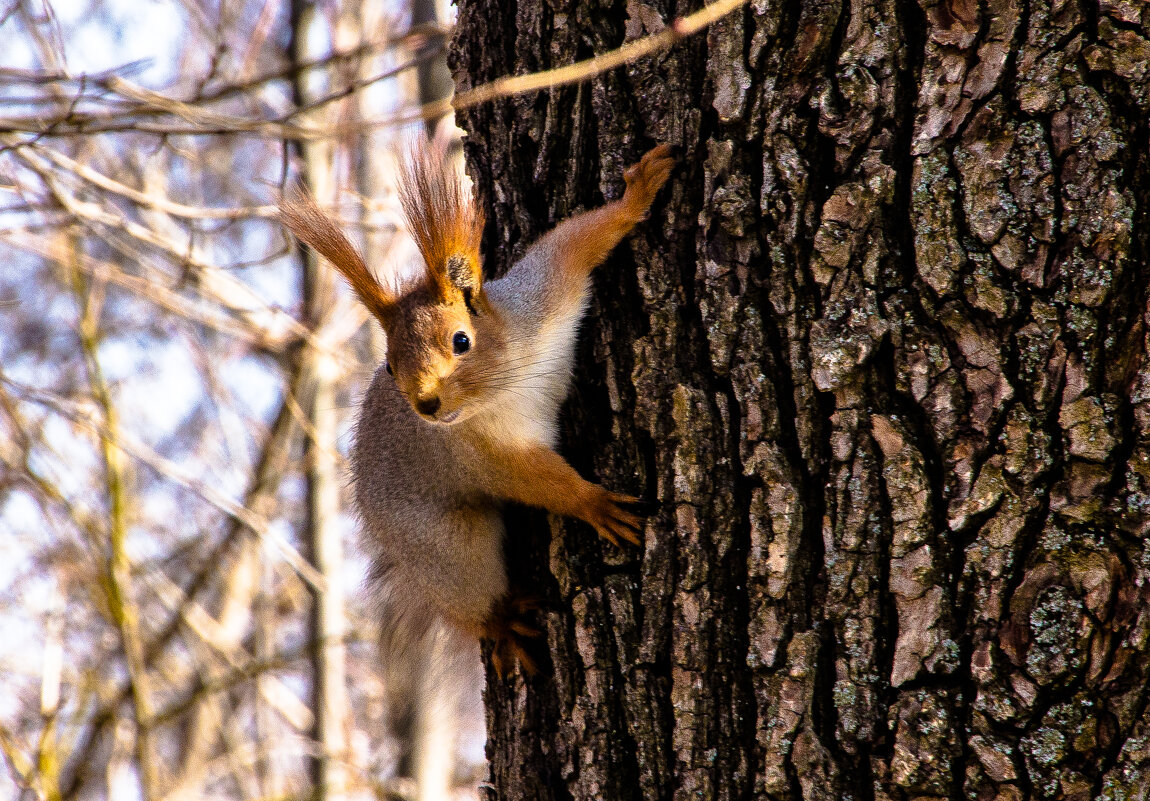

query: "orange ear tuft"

left=397, top=141, right=484, bottom=305
left=280, top=189, right=397, bottom=327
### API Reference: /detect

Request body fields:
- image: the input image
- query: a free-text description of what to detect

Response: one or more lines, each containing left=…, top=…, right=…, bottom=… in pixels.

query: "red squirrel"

left=280, top=143, right=673, bottom=672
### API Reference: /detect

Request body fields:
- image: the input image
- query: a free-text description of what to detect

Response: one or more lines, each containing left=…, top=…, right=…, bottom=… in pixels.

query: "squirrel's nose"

left=415, top=395, right=441, bottom=417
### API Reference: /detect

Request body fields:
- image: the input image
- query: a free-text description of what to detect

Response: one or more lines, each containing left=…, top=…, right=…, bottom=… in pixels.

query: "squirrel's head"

left=279, top=143, right=494, bottom=425
left=382, top=275, right=504, bottom=424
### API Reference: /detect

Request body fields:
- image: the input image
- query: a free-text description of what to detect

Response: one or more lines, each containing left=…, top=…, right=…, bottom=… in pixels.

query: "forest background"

left=0, top=0, right=493, bottom=798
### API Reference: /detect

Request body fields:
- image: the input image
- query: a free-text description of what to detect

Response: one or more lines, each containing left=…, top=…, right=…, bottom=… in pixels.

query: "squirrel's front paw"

left=623, top=144, right=674, bottom=215
left=585, top=487, right=644, bottom=548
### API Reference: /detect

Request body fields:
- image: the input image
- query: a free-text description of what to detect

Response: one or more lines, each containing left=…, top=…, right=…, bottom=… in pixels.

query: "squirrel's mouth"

left=435, top=408, right=462, bottom=424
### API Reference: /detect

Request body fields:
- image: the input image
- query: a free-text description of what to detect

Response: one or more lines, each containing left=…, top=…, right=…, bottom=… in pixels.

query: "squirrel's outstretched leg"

left=478, top=442, right=643, bottom=547
left=525, top=145, right=673, bottom=308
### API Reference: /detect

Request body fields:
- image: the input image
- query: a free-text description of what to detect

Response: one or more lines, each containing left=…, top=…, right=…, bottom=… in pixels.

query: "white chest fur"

left=465, top=311, right=580, bottom=448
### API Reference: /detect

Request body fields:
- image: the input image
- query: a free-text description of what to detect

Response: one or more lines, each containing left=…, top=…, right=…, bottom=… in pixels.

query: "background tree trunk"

left=290, top=3, right=350, bottom=796
left=451, top=0, right=1150, bottom=799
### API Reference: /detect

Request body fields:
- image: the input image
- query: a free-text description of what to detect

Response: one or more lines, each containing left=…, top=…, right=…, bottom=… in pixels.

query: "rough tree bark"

left=450, top=0, right=1150, bottom=799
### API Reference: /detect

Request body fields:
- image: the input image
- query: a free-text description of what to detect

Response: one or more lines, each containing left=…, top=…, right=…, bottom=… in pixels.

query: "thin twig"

left=65, top=231, right=161, bottom=801
left=55, top=391, right=302, bottom=801
left=2, top=378, right=325, bottom=591
left=145, top=569, right=314, bottom=732
left=23, top=139, right=279, bottom=220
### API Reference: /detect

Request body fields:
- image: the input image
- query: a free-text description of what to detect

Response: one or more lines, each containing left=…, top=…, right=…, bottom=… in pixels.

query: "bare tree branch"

left=65, top=232, right=161, bottom=801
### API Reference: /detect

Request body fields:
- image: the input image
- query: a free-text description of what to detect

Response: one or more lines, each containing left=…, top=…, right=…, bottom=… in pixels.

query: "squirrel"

left=280, top=142, right=673, bottom=673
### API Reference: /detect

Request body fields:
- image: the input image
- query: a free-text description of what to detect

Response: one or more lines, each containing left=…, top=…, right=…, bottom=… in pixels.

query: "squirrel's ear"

left=444, top=254, right=483, bottom=307
left=398, top=142, right=485, bottom=309
left=280, top=189, right=397, bottom=328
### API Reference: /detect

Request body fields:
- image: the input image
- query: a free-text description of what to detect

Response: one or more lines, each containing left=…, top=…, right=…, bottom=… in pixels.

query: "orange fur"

left=398, top=143, right=485, bottom=304
left=527, top=144, right=674, bottom=309
left=476, top=441, right=643, bottom=547
left=280, top=189, right=397, bottom=327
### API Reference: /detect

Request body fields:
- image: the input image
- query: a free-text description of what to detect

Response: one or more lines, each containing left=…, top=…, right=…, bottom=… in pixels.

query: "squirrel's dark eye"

left=385, top=361, right=394, bottom=376
left=452, top=331, right=471, bottom=355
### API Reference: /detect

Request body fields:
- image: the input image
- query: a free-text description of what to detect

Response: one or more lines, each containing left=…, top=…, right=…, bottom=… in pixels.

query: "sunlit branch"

left=452, top=0, right=751, bottom=111
left=8, top=232, right=294, bottom=351
left=7, top=153, right=370, bottom=366
left=23, top=139, right=279, bottom=220
left=145, top=570, right=314, bottom=732
left=55, top=393, right=303, bottom=801
left=1, top=378, right=325, bottom=591
left=150, top=645, right=311, bottom=729
left=0, top=723, right=38, bottom=796
left=0, top=34, right=446, bottom=142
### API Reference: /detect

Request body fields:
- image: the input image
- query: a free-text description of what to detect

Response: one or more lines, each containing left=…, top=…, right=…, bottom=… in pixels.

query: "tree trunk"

left=450, top=1, right=1150, bottom=799
left=290, top=3, right=350, bottom=796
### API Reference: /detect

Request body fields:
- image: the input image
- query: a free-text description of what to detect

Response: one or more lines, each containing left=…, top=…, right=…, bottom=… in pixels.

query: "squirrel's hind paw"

left=483, top=594, right=543, bottom=677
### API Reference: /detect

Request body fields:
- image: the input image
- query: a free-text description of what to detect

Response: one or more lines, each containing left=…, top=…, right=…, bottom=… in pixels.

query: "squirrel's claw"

left=483, top=594, right=542, bottom=677
left=588, top=489, right=644, bottom=547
